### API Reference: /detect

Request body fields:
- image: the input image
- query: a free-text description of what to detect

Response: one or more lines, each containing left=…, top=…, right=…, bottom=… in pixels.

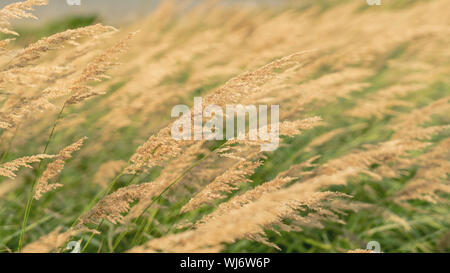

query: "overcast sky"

left=1, top=0, right=282, bottom=25
left=2, top=0, right=160, bottom=25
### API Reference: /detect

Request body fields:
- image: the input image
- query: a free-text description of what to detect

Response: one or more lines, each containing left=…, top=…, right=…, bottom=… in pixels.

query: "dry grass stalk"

left=0, top=94, right=57, bottom=130
left=181, top=156, right=262, bottom=213
left=0, top=65, right=69, bottom=89
left=203, top=50, right=316, bottom=106
left=0, top=154, right=54, bottom=179
left=81, top=142, right=206, bottom=226
left=34, top=137, right=87, bottom=200
left=345, top=84, right=425, bottom=118
left=228, top=117, right=323, bottom=149
left=65, top=31, right=137, bottom=105
left=90, top=114, right=323, bottom=226
left=192, top=176, right=295, bottom=229
left=125, top=142, right=207, bottom=221
left=125, top=127, right=182, bottom=174
left=78, top=182, right=165, bottom=225
left=7, top=24, right=116, bottom=69
left=394, top=138, right=450, bottom=203
left=0, top=0, right=48, bottom=36
left=125, top=51, right=317, bottom=175
left=21, top=226, right=78, bottom=253
left=0, top=38, right=14, bottom=54
left=391, top=96, right=450, bottom=140
left=313, top=139, right=429, bottom=180
left=0, top=30, right=131, bottom=131
left=129, top=169, right=358, bottom=252
left=193, top=156, right=320, bottom=227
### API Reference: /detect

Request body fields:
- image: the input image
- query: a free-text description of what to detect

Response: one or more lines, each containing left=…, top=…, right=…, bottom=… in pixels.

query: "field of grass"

left=0, top=0, right=448, bottom=253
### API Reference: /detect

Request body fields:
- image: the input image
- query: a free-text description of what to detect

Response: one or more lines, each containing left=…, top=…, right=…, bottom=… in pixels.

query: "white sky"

left=1, top=0, right=282, bottom=26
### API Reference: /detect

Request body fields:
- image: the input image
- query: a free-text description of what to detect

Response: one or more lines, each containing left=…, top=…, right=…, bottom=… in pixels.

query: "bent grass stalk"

left=17, top=103, right=66, bottom=252
left=69, top=147, right=161, bottom=252
left=70, top=170, right=129, bottom=252
left=110, top=141, right=228, bottom=252
left=80, top=173, right=138, bottom=252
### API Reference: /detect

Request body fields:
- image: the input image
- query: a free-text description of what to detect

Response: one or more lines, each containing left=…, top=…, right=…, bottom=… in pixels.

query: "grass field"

left=0, top=0, right=448, bottom=253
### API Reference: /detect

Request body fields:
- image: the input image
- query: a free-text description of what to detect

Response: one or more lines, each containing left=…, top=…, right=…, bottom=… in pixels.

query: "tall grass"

left=0, top=0, right=448, bottom=253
